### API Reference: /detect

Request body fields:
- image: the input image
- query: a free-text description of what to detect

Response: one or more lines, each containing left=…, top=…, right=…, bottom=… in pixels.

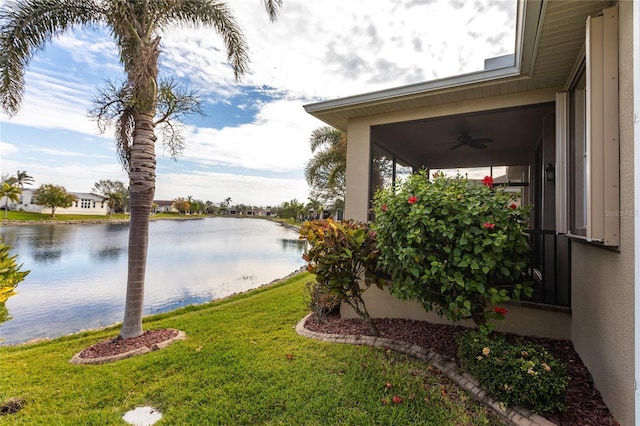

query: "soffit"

left=305, top=0, right=613, bottom=131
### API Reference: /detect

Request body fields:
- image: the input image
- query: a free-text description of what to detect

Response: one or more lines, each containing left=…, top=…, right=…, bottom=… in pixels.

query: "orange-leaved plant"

left=299, top=218, right=385, bottom=335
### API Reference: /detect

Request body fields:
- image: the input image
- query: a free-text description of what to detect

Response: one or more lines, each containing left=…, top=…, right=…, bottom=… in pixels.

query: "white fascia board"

left=303, top=66, right=521, bottom=113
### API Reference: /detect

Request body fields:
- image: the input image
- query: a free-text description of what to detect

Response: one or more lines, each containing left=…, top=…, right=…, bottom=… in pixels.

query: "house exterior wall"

left=571, top=3, right=635, bottom=424
left=2, top=189, right=108, bottom=215
left=341, top=287, right=572, bottom=340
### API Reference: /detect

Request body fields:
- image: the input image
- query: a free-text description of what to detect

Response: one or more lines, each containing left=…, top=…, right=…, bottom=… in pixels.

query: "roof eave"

left=303, top=66, right=521, bottom=114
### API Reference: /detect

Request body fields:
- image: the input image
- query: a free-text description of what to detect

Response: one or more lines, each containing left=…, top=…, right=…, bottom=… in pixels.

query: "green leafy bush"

left=457, top=330, right=569, bottom=413
left=299, top=218, right=385, bottom=335
left=372, top=171, right=532, bottom=329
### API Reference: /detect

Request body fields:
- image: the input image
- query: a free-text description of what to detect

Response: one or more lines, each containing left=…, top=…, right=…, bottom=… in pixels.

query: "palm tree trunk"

left=119, top=113, right=156, bottom=340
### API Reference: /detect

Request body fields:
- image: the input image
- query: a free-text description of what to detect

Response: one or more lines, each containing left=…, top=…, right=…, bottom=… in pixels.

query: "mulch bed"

left=76, top=328, right=179, bottom=359
left=304, top=314, right=619, bottom=426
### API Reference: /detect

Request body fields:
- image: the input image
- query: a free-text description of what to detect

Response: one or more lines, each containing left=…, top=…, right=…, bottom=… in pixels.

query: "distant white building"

left=153, top=200, right=177, bottom=213
left=2, top=188, right=109, bottom=215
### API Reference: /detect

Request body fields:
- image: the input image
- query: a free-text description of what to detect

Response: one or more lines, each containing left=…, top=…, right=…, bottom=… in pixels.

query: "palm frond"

left=262, top=0, right=282, bottom=22
left=159, top=0, right=249, bottom=80
left=0, top=0, right=103, bottom=115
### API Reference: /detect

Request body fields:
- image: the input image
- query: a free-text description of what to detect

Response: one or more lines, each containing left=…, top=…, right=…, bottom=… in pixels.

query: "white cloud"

left=0, top=141, right=18, bottom=157
left=180, top=99, right=320, bottom=172
left=0, top=69, right=106, bottom=137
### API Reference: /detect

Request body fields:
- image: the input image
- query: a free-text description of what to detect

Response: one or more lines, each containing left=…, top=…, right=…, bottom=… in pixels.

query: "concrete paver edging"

left=295, top=314, right=556, bottom=426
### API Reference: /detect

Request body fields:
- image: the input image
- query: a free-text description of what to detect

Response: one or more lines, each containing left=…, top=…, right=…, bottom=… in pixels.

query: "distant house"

left=153, top=200, right=177, bottom=213
left=246, top=208, right=269, bottom=216
left=2, top=188, right=109, bottom=215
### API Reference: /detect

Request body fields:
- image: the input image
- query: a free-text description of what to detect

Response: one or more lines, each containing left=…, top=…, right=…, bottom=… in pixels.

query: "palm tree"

left=0, top=0, right=281, bottom=339
left=5, top=170, right=34, bottom=190
left=104, top=191, right=124, bottom=217
left=0, top=181, right=21, bottom=219
left=304, top=127, right=347, bottom=205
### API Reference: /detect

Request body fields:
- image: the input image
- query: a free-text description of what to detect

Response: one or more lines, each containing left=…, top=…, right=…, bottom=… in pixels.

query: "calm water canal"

left=0, top=217, right=306, bottom=345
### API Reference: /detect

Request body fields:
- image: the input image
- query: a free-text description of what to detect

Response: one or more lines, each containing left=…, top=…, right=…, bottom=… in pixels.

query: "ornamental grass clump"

left=372, top=171, right=532, bottom=330
left=457, top=330, right=569, bottom=413
left=299, top=218, right=385, bottom=335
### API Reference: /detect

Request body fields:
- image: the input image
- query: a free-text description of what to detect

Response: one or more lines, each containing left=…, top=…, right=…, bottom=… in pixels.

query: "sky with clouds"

left=0, top=0, right=517, bottom=207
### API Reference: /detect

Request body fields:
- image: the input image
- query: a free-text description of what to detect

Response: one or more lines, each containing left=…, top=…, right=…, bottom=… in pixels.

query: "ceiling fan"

left=449, top=131, right=494, bottom=150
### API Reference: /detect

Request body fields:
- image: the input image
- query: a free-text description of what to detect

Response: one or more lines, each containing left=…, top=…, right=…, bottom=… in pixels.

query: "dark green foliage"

left=457, top=330, right=569, bottom=413
left=372, top=171, right=532, bottom=329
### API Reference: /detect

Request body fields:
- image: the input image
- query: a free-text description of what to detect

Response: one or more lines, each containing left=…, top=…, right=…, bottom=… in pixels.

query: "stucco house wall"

left=570, top=4, right=635, bottom=424
left=3, top=189, right=109, bottom=215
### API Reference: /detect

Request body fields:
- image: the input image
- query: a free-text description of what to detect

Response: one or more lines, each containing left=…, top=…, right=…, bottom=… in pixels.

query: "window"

left=556, top=4, right=619, bottom=246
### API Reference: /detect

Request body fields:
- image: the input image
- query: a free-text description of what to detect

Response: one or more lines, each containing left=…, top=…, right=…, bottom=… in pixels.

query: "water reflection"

left=279, top=238, right=306, bottom=252
left=92, top=246, right=124, bottom=261
left=0, top=218, right=305, bottom=345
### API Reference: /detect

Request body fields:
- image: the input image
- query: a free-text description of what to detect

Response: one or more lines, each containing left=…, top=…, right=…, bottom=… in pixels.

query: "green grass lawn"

left=0, top=211, right=213, bottom=222
left=0, top=211, right=130, bottom=221
left=0, top=273, right=502, bottom=425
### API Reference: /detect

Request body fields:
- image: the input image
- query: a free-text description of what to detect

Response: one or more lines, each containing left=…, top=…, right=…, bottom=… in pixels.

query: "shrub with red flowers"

left=372, top=170, right=532, bottom=330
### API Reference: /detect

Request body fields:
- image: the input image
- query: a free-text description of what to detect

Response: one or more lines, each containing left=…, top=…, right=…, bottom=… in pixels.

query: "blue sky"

left=0, top=0, right=516, bottom=206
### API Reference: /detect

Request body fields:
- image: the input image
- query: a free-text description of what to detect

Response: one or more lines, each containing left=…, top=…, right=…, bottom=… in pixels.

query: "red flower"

left=407, top=196, right=418, bottom=204
left=392, top=396, right=404, bottom=404
left=482, top=176, right=494, bottom=187
left=494, top=307, right=508, bottom=316
left=381, top=204, right=388, bottom=212
left=385, top=382, right=393, bottom=389
left=483, top=222, right=495, bottom=229
left=509, top=204, right=517, bottom=209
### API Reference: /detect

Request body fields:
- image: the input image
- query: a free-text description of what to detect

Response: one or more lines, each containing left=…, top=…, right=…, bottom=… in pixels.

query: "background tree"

left=304, top=126, right=347, bottom=207
left=6, top=170, right=34, bottom=190
left=0, top=0, right=281, bottom=339
left=204, top=200, right=217, bottom=215
left=173, top=197, right=190, bottom=214
left=92, top=179, right=128, bottom=213
left=277, top=199, right=305, bottom=221
left=32, top=184, right=76, bottom=218
left=306, top=197, right=323, bottom=220
left=104, top=192, right=124, bottom=217
left=190, top=199, right=204, bottom=214
left=0, top=180, right=21, bottom=219
left=220, top=197, right=232, bottom=215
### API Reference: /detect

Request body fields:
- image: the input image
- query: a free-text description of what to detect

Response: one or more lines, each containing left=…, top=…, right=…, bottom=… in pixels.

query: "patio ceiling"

left=371, top=102, right=554, bottom=170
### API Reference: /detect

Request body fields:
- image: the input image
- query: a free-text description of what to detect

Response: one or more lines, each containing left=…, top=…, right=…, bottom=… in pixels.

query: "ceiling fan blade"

left=470, top=138, right=493, bottom=144
left=449, top=143, right=464, bottom=150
